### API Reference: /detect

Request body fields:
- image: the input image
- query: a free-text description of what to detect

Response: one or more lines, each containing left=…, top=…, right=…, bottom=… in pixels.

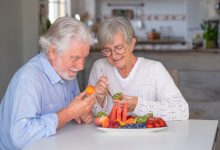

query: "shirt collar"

left=40, top=52, right=65, bottom=84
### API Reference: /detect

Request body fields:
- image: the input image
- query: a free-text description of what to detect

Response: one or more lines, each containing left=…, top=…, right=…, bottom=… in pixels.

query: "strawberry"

left=108, top=120, right=119, bottom=128
left=113, top=122, right=119, bottom=128
left=157, top=117, right=167, bottom=127
left=108, top=120, right=114, bottom=128
left=147, top=117, right=156, bottom=124
left=154, top=122, right=161, bottom=128
left=146, top=123, right=154, bottom=128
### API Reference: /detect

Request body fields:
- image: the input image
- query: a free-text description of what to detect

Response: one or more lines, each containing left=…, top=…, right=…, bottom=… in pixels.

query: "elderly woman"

left=89, top=16, right=189, bottom=121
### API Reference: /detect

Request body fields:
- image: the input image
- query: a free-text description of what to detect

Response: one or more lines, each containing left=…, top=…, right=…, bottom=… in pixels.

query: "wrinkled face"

left=102, top=32, right=135, bottom=69
left=49, top=40, right=90, bottom=80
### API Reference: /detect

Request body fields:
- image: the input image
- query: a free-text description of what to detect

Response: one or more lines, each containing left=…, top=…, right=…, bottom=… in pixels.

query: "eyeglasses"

left=101, top=44, right=126, bottom=57
left=67, top=56, right=85, bottom=65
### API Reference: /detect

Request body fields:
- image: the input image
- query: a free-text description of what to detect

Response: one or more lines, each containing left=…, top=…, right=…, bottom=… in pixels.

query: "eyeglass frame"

left=56, top=48, right=86, bottom=65
left=101, top=43, right=126, bottom=57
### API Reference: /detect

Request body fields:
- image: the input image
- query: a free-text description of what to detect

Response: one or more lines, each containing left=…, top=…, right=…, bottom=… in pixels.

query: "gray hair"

left=97, top=16, right=135, bottom=48
left=39, top=17, right=92, bottom=54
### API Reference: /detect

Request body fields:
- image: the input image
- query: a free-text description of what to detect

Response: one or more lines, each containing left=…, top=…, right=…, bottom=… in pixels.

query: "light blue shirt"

left=0, top=53, right=80, bottom=150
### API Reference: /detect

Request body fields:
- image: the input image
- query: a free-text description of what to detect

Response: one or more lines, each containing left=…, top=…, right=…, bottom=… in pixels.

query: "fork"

left=101, top=68, right=113, bottom=98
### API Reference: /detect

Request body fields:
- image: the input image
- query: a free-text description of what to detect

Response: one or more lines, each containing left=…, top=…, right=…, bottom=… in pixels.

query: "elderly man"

left=0, top=17, right=96, bottom=150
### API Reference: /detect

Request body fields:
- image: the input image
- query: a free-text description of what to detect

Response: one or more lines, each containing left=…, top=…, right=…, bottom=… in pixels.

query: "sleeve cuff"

left=133, top=97, right=155, bottom=116
left=41, top=113, right=58, bottom=136
left=92, top=97, right=109, bottom=115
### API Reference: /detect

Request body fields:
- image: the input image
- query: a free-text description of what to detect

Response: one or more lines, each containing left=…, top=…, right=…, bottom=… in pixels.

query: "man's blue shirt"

left=0, top=53, right=80, bottom=149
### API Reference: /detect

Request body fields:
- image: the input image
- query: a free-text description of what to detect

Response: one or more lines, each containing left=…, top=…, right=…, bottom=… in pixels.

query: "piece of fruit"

left=146, top=117, right=167, bottom=128
left=127, top=115, right=135, bottom=120
left=146, top=112, right=153, bottom=118
left=136, top=115, right=148, bottom=123
left=95, top=116, right=109, bottom=127
left=116, top=102, right=121, bottom=121
left=147, top=117, right=157, bottom=124
left=85, top=85, right=95, bottom=95
left=112, top=92, right=123, bottom=100
left=108, top=120, right=119, bottom=128
left=109, top=104, right=117, bottom=121
left=125, top=118, right=136, bottom=124
left=102, top=117, right=109, bottom=128
left=146, top=123, right=154, bottom=128
left=116, top=119, right=126, bottom=127
left=121, top=102, right=128, bottom=122
left=96, top=111, right=108, bottom=118
left=154, top=122, right=161, bottom=128
left=157, top=117, right=167, bottom=127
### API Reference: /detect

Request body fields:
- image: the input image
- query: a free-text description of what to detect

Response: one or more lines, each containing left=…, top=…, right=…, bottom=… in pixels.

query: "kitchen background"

left=0, top=0, right=220, bottom=148
left=70, top=0, right=220, bottom=49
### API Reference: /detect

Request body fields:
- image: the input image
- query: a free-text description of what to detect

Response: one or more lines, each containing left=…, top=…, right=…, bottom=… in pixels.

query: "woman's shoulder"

left=90, top=58, right=114, bottom=75
left=94, top=58, right=108, bottom=64
left=93, top=58, right=112, bottom=68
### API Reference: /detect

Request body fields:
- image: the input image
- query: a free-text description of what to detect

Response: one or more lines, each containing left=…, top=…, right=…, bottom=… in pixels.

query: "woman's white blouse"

left=89, top=57, right=189, bottom=121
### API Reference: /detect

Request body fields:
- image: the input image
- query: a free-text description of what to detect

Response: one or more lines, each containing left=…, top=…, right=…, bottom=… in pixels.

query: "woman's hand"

left=95, top=76, right=109, bottom=107
left=114, top=95, right=138, bottom=112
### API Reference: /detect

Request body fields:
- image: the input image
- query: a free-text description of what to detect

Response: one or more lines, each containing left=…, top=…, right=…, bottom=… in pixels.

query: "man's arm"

left=10, top=80, right=58, bottom=149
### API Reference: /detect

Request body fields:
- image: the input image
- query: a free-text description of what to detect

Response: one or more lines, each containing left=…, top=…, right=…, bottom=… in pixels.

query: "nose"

left=111, top=49, right=119, bottom=58
left=75, top=58, right=85, bottom=70
left=111, top=50, right=122, bottom=60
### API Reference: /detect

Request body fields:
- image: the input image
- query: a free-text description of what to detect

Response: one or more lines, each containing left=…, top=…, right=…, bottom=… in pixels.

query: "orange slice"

left=85, top=85, right=95, bottom=95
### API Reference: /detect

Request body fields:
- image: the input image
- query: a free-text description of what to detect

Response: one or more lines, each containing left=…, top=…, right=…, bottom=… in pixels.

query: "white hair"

left=39, top=17, right=92, bottom=54
left=98, top=16, right=135, bottom=48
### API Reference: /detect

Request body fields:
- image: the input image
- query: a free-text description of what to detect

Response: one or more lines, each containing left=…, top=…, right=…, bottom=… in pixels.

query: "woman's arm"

left=133, top=62, right=189, bottom=121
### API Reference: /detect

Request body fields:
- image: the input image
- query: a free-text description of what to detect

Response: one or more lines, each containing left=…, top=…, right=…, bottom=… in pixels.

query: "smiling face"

left=104, top=32, right=136, bottom=71
left=49, top=40, right=90, bottom=80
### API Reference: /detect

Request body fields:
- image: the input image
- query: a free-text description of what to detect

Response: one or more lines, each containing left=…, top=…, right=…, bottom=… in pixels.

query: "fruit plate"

left=96, top=127, right=167, bottom=134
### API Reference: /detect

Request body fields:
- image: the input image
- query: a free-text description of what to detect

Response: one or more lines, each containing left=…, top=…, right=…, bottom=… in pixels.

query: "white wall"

left=22, top=0, right=39, bottom=63
left=21, top=0, right=39, bottom=63
left=0, top=0, right=38, bottom=100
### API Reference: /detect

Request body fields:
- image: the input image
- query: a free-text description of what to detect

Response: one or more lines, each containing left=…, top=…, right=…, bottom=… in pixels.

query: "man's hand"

left=75, top=111, right=94, bottom=124
left=114, top=95, right=138, bottom=112
left=95, top=76, right=108, bottom=107
left=74, top=118, right=82, bottom=124
left=57, top=91, right=96, bottom=129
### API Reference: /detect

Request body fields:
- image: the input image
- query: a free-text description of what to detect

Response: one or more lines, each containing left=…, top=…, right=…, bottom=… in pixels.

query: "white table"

left=24, top=119, right=218, bottom=150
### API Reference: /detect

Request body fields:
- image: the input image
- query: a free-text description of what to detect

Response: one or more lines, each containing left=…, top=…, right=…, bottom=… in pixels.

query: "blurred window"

left=48, top=0, right=67, bottom=23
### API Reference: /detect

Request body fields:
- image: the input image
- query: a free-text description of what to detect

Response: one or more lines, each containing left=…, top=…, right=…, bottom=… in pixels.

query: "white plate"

left=96, top=127, right=167, bottom=134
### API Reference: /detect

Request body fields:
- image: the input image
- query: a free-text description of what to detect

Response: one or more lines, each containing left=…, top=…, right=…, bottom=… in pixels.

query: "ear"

left=48, top=45, right=56, bottom=60
left=130, top=37, right=136, bottom=52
